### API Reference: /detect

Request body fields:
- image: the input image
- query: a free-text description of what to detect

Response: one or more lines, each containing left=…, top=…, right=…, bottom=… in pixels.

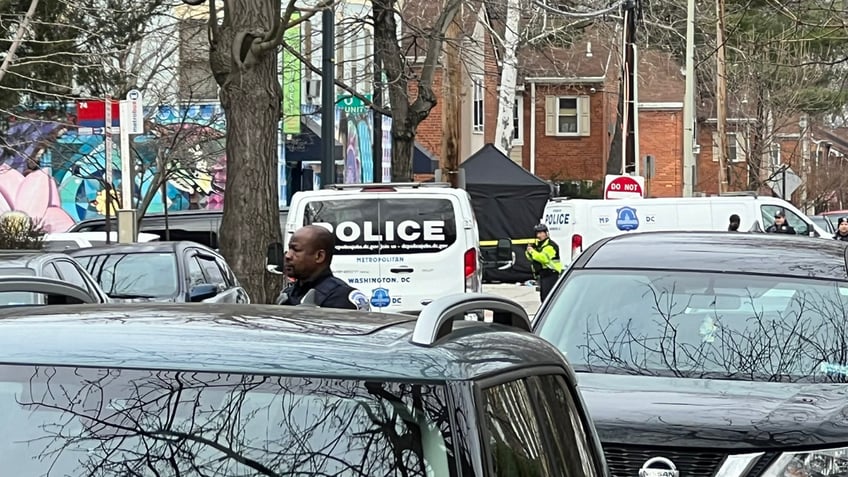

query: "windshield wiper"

left=109, top=293, right=158, bottom=299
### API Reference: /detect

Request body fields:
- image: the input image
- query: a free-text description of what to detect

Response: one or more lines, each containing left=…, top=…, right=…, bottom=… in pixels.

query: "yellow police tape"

left=480, top=238, right=536, bottom=246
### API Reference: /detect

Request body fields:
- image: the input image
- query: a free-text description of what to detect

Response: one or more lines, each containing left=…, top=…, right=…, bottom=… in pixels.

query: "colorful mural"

left=335, top=107, right=391, bottom=184
left=1, top=100, right=391, bottom=232
left=0, top=103, right=227, bottom=231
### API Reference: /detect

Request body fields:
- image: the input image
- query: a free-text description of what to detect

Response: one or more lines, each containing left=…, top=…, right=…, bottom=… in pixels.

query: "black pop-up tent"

left=461, top=143, right=552, bottom=283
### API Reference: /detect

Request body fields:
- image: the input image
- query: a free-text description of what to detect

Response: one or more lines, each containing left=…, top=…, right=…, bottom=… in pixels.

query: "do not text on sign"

left=604, top=174, right=645, bottom=200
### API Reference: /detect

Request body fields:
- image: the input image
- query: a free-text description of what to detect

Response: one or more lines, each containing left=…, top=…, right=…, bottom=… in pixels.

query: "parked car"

left=42, top=231, right=161, bottom=251
left=534, top=231, right=848, bottom=477
left=68, top=208, right=289, bottom=249
left=0, top=276, right=103, bottom=305
left=0, top=250, right=110, bottom=304
left=69, top=241, right=249, bottom=303
left=810, top=214, right=835, bottom=235
left=0, top=293, right=608, bottom=475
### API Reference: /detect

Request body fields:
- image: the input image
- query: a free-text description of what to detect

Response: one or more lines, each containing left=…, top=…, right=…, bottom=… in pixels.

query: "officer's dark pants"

left=538, top=273, right=560, bottom=303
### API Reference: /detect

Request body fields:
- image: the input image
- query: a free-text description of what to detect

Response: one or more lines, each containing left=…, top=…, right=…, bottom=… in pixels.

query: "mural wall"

left=0, top=101, right=389, bottom=233
left=0, top=104, right=226, bottom=232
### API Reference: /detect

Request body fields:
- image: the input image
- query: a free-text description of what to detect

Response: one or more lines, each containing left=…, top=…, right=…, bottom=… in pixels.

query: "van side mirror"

left=496, top=239, right=512, bottom=262
left=266, top=242, right=285, bottom=274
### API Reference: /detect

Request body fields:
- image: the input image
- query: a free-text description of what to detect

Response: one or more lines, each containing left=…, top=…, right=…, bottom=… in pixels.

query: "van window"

left=303, top=198, right=457, bottom=255
left=761, top=205, right=809, bottom=235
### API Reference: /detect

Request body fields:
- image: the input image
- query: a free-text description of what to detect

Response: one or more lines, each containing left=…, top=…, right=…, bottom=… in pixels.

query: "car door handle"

left=390, top=267, right=414, bottom=273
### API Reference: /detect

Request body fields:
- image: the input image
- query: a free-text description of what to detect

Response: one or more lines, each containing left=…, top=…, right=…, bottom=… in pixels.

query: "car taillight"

left=464, top=248, right=477, bottom=278
left=572, top=234, right=583, bottom=258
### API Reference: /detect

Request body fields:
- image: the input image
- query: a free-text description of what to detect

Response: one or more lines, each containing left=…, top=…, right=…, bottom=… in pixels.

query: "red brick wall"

left=409, top=68, right=445, bottom=157
left=528, top=84, right=606, bottom=182
left=639, top=109, right=683, bottom=197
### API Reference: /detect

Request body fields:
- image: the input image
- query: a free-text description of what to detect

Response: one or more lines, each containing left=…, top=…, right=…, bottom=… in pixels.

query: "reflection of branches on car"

left=578, top=285, right=848, bottom=383
left=18, top=369, right=454, bottom=476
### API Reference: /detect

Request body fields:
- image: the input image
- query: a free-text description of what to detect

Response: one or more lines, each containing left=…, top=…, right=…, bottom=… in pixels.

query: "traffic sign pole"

left=117, top=89, right=143, bottom=244
left=104, top=95, right=114, bottom=244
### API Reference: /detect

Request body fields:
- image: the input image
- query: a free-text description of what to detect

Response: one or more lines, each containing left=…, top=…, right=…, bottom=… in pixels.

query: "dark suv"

left=535, top=232, right=848, bottom=477
left=0, top=293, right=606, bottom=476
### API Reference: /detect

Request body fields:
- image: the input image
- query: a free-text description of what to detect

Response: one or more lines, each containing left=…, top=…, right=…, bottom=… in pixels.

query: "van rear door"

left=299, top=193, right=463, bottom=312
left=543, top=202, right=578, bottom=263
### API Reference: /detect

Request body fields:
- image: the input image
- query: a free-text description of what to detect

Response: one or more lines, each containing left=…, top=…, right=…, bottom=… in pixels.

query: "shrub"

left=0, top=211, right=45, bottom=250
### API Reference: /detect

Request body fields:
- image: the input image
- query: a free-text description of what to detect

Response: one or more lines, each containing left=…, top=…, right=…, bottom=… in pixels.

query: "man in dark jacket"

left=765, top=211, right=796, bottom=234
left=276, top=225, right=370, bottom=310
left=834, top=217, right=848, bottom=241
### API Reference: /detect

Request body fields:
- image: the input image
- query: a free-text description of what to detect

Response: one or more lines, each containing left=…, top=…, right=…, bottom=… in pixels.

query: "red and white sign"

left=604, top=174, right=645, bottom=199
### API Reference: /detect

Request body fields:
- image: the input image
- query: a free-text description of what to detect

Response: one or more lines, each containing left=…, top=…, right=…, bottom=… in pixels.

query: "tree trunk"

left=373, top=0, right=462, bottom=181
left=493, top=0, right=520, bottom=154
left=210, top=0, right=283, bottom=303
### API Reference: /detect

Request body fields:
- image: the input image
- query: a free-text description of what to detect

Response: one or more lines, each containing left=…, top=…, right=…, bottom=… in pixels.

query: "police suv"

left=283, top=182, right=483, bottom=313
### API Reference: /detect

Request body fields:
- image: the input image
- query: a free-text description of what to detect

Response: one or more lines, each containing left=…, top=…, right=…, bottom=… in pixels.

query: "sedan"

left=69, top=241, right=249, bottom=303
left=0, top=250, right=109, bottom=304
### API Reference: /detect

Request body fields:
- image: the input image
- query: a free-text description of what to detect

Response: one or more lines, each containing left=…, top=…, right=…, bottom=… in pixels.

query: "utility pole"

left=681, top=0, right=696, bottom=196
left=715, top=0, right=730, bottom=194
left=320, top=6, right=336, bottom=187
left=800, top=114, right=810, bottom=210
left=620, top=0, right=640, bottom=175
left=441, top=15, right=462, bottom=188
left=372, top=47, right=383, bottom=183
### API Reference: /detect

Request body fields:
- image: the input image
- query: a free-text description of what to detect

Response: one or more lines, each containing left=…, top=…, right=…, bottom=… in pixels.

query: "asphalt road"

left=482, top=283, right=541, bottom=319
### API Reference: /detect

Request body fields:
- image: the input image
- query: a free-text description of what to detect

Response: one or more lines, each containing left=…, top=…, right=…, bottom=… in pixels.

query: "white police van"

left=543, top=193, right=828, bottom=266
left=283, top=182, right=483, bottom=313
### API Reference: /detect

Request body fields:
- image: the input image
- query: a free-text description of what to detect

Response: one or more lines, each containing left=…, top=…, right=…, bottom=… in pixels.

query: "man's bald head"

left=298, top=225, right=336, bottom=260
left=284, top=225, right=338, bottom=280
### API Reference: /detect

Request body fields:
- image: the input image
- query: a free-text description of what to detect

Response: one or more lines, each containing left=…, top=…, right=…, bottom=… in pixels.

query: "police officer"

left=834, top=217, right=848, bottom=241
left=276, top=225, right=370, bottom=310
left=525, top=224, right=563, bottom=302
left=765, top=211, right=796, bottom=234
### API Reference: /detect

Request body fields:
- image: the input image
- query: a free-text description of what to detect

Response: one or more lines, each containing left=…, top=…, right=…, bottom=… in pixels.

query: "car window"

left=303, top=198, right=458, bottom=255
left=53, top=260, right=89, bottom=291
left=196, top=255, right=225, bottom=287
left=0, top=365, right=460, bottom=475
left=216, top=258, right=236, bottom=287
left=41, top=263, right=60, bottom=279
left=482, top=378, right=560, bottom=476
left=86, top=252, right=179, bottom=298
left=186, top=256, right=206, bottom=287
left=537, top=269, right=848, bottom=383
left=530, top=375, right=599, bottom=477
left=761, top=205, right=808, bottom=235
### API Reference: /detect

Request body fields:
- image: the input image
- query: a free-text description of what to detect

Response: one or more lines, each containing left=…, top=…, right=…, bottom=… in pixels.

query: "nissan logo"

left=639, top=457, right=680, bottom=477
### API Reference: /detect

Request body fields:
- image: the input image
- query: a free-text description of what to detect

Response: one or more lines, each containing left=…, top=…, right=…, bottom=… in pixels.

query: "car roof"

left=66, top=240, right=213, bottom=257
left=0, top=250, right=69, bottom=269
left=0, top=304, right=563, bottom=382
left=579, top=231, right=848, bottom=280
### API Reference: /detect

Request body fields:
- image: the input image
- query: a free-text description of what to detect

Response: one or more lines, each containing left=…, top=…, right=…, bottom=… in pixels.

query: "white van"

left=283, top=182, right=483, bottom=313
left=543, top=194, right=829, bottom=265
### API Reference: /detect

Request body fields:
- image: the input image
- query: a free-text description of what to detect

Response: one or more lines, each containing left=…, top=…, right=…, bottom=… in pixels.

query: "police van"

left=280, top=182, right=484, bottom=313
left=543, top=194, right=829, bottom=266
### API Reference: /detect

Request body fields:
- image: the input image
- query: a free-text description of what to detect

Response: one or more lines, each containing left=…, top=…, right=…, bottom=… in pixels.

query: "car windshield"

left=0, top=365, right=455, bottom=475
left=80, top=252, right=179, bottom=298
left=537, top=269, right=848, bottom=383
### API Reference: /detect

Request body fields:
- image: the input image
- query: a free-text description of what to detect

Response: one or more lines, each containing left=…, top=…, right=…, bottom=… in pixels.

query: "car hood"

left=578, top=372, right=848, bottom=450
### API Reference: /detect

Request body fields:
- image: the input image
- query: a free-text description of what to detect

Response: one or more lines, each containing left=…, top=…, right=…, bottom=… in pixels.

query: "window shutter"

left=545, top=96, right=556, bottom=136
left=736, top=133, right=747, bottom=163
left=578, top=95, right=591, bottom=136
left=711, top=131, right=719, bottom=162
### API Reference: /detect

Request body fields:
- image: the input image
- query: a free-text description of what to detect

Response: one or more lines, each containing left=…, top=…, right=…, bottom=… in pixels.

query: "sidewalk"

left=482, top=283, right=541, bottom=319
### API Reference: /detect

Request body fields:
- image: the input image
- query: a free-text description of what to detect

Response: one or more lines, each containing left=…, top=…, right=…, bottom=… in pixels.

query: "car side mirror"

left=266, top=242, right=285, bottom=274
left=496, top=239, right=512, bottom=262
left=189, top=284, right=219, bottom=302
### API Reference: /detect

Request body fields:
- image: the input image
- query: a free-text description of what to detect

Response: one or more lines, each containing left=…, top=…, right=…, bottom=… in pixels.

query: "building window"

left=711, top=131, right=746, bottom=163
left=770, top=143, right=781, bottom=167
left=472, top=76, right=484, bottom=133
left=545, top=95, right=590, bottom=137
left=513, top=95, right=524, bottom=144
